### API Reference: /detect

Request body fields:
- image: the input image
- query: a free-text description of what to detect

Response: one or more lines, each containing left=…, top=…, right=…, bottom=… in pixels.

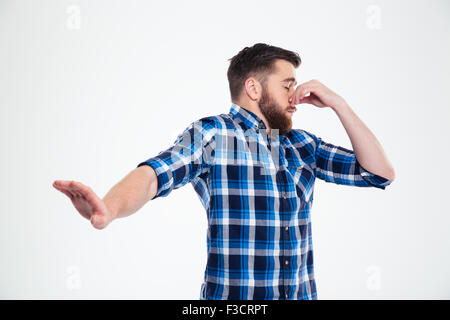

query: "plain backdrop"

left=0, top=0, right=449, bottom=299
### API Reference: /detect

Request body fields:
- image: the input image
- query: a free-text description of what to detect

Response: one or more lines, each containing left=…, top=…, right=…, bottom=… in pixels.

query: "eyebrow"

left=281, top=77, right=297, bottom=86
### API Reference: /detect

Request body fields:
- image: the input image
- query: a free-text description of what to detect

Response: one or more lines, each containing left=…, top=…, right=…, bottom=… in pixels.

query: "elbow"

left=385, top=167, right=396, bottom=181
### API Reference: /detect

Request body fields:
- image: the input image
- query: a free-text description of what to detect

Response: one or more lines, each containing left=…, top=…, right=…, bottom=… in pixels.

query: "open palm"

left=53, top=180, right=113, bottom=229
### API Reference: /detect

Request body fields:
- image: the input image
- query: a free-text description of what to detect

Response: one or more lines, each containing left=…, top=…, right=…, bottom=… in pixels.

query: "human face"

left=258, top=59, right=297, bottom=135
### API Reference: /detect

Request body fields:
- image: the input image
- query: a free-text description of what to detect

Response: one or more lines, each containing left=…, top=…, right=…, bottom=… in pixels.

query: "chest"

left=210, top=130, right=316, bottom=203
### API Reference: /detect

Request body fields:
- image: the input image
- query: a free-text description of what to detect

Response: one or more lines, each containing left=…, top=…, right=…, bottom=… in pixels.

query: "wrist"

left=102, top=196, right=120, bottom=220
left=331, top=100, right=350, bottom=113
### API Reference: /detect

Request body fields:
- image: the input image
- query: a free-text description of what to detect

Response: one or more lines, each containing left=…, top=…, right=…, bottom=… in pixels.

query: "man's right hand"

left=53, top=180, right=115, bottom=230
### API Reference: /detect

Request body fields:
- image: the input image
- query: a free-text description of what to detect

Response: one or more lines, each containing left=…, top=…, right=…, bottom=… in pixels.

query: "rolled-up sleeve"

left=137, top=118, right=216, bottom=199
left=304, top=130, right=393, bottom=190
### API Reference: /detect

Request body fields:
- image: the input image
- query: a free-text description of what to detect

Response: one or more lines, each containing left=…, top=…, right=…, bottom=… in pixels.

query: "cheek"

left=274, top=91, right=289, bottom=104
left=284, top=89, right=294, bottom=102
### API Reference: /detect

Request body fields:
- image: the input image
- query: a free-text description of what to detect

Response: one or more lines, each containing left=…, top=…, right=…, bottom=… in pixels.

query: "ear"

left=244, top=77, right=262, bottom=101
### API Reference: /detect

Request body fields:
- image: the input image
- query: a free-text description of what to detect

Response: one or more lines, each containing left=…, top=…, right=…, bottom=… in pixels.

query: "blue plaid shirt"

left=137, top=103, right=393, bottom=300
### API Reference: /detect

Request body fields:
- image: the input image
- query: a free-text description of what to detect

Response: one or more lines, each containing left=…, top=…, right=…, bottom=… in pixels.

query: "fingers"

left=290, top=80, right=321, bottom=106
left=297, top=84, right=314, bottom=100
left=290, top=85, right=310, bottom=105
left=53, top=180, right=90, bottom=199
left=290, top=87, right=310, bottom=106
left=53, top=180, right=105, bottom=216
left=53, top=180, right=72, bottom=189
left=297, top=96, right=314, bottom=105
left=53, top=181, right=76, bottom=198
left=70, top=182, right=89, bottom=199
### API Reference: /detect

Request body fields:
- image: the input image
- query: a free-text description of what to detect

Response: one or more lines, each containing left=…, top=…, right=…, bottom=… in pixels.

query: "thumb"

left=90, top=213, right=107, bottom=230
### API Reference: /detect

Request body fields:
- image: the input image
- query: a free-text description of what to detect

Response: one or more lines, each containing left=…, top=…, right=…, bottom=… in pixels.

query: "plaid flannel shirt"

left=137, top=103, right=393, bottom=300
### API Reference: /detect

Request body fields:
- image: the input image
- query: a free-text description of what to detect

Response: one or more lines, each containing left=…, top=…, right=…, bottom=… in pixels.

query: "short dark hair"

left=227, top=43, right=301, bottom=101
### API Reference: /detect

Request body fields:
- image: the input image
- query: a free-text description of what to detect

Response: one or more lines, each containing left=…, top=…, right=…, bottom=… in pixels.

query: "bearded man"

left=53, top=43, right=395, bottom=300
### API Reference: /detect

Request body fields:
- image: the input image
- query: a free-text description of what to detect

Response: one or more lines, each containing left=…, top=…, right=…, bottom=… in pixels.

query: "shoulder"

left=193, top=112, right=236, bottom=131
left=183, top=113, right=233, bottom=143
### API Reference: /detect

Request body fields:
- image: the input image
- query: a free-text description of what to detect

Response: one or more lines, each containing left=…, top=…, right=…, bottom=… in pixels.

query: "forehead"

left=272, top=59, right=296, bottom=79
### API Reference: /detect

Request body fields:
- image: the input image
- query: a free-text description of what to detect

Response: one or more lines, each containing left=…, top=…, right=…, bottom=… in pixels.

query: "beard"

left=258, top=86, right=293, bottom=136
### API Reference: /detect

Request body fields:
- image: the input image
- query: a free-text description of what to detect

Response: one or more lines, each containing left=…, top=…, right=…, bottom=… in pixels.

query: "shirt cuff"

left=137, top=157, right=173, bottom=199
left=358, top=163, right=393, bottom=190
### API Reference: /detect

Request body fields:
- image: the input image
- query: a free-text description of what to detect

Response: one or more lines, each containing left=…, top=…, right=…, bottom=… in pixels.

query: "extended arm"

left=103, top=164, right=158, bottom=219
left=54, top=117, right=216, bottom=229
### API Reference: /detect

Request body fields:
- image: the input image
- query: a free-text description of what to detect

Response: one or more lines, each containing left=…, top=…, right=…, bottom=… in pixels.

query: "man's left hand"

left=289, top=79, right=347, bottom=110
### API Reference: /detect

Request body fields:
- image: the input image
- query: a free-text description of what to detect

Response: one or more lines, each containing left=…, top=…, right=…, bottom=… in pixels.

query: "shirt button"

left=285, top=226, right=289, bottom=231
left=285, top=294, right=289, bottom=299
left=282, top=194, right=287, bottom=200
left=285, top=260, right=289, bottom=265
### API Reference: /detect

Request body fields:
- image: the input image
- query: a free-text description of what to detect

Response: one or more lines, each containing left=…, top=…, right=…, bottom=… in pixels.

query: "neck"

left=234, top=100, right=272, bottom=135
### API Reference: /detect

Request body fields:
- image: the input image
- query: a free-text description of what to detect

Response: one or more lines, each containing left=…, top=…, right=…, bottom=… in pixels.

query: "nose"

left=288, top=89, right=295, bottom=103
left=289, top=94, right=295, bottom=106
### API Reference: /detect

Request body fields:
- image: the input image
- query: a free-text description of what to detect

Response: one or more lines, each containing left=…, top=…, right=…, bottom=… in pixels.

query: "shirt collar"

left=229, top=103, right=267, bottom=130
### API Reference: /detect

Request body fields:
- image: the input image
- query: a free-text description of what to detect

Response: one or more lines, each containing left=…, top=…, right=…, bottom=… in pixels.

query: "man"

left=53, top=43, right=395, bottom=300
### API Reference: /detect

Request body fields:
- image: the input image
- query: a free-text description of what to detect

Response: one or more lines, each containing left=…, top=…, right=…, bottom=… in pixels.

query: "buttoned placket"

left=276, top=166, right=292, bottom=300
left=283, top=191, right=290, bottom=300
left=278, top=139, right=293, bottom=300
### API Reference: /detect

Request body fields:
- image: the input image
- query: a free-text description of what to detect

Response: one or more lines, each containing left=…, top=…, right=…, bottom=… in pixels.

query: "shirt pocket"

left=285, top=157, right=315, bottom=204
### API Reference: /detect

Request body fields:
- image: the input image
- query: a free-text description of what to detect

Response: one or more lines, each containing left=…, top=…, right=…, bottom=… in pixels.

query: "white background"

left=0, top=0, right=449, bottom=299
